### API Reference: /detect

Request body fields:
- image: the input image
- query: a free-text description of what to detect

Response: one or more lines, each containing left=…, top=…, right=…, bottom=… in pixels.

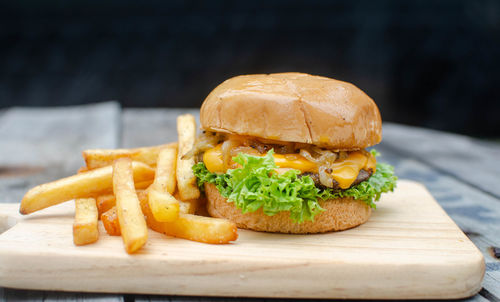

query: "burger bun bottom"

left=205, top=183, right=371, bottom=234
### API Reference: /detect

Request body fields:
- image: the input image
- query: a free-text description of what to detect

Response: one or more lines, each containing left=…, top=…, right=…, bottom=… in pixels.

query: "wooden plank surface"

left=0, top=102, right=120, bottom=167
left=0, top=181, right=484, bottom=299
left=375, top=146, right=500, bottom=299
left=382, top=123, right=500, bottom=199
left=122, top=108, right=199, bottom=148
left=0, top=102, right=120, bottom=205
left=378, top=123, right=500, bottom=299
left=1, top=288, right=124, bottom=302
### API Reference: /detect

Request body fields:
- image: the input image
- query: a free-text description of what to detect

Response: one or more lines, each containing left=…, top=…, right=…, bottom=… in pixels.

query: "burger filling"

left=189, top=131, right=397, bottom=223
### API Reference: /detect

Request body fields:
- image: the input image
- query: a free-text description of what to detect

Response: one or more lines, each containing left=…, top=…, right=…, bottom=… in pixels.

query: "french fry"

left=139, top=190, right=194, bottom=215
left=148, top=189, right=179, bottom=222
left=176, top=114, right=200, bottom=201
left=96, top=194, right=116, bottom=217
left=101, top=206, right=121, bottom=236
left=95, top=182, right=150, bottom=218
left=135, top=179, right=154, bottom=190
left=113, top=158, right=148, bottom=254
left=173, top=192, right=197, bottom=214
left=148, top=148, right=179, bottom=222
left=179, top=199, right=196, bottom=214
left=83, top=142, right=177, bottom=170
left=137, top=190, right=148, bottom=203
left=99, top=193, right=147, bottom=236
left=137, top=190, right=196, bottom=214
left=73, top=198, right=99, bottom=245
left=181, top=199, right=200, bottom=214
left=140, top=193, right=238, bottom=244
left=141, top=190, right=198, bottom=214
left=152, top=147, right=177, bottom=194
left=20, top=161, right=155, bottom=215
left=77, top=166, right=89, bottom=174
left=97, top=190, right=146, bottom=217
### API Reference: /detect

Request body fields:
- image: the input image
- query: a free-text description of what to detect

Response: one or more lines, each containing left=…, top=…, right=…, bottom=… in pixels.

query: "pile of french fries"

left=19, top=114, right=238, bottom=254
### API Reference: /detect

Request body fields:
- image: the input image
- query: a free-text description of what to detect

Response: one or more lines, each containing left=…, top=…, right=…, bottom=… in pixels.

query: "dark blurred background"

left=1, top=0, right=499, bottom=137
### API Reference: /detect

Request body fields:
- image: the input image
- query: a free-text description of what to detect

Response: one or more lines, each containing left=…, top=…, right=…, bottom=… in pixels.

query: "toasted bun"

left=200, top=72, right=382, bottom=150
left=205, top=183, right=371, bottom=234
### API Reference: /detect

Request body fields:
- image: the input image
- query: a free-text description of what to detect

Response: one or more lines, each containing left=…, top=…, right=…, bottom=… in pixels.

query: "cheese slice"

left=202, top=144, right=375, bottom=189
left=203, top=144, right=225, bottom=173
left=203, top=145, right=316, bottom=173
left=330, top=151, right=368, bottom=189
left=272, top=154, right=317, bottom=173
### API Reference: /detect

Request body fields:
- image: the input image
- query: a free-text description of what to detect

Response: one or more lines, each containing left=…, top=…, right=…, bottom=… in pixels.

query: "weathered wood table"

left=0, top=102, right=498, bottom=301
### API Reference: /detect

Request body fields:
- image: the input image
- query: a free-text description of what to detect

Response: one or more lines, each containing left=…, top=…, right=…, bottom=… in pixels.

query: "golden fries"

left=140, top=192, right=237, bottom=244
left=73, top=198, right=99, bottom=245
left=99, top=191, right=191, bottom=237
left=20, top=161, right=155, bottom=215
left=170, top=192, right=196, bottom=214
left=179, top=199, right=196, bottom=214
left=176, top=114, right=200, bottom=201
left=148, top=148, right=179, bottom=222
left=83, top=142, right=177, bottom=170
left=97, top=189, right=146, bottom=217
left=113, top=158, right=148, bottom=254
left=19, top=112, right=240, bottom=251
left=147, top=189, right=179, bottom=222
left=96, top=194, right=116, bottom=217
left=135, top=179, right=154, bottom=190
left=101, top=206, right=121, bottom=236
left=77, top=166, right=89, bottom=174
left=152, top=147, right=177, bottom=194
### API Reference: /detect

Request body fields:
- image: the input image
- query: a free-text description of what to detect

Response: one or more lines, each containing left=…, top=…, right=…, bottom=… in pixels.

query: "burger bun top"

left=200, top=72, right=382, bottom=150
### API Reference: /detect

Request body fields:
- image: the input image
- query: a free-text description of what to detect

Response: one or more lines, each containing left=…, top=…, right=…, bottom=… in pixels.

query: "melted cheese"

left=366, top=152, right=377, bottom=172
left=202, top=144, right=375, bottom=189
left=203, top=144, right=225, bottom=173
left=273, top=154, right=317, bottom=172
left=203, top=145, right=316, bottom=173
left=330, top=151, right=367, bottom=189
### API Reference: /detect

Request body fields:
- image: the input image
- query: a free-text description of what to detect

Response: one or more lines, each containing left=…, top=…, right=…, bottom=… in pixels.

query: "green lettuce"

left=193, top=150, right=397, bottom=223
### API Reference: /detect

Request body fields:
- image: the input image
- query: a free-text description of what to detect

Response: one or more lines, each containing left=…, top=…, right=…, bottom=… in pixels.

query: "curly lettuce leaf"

left=193, top=150, right=397, bottom=223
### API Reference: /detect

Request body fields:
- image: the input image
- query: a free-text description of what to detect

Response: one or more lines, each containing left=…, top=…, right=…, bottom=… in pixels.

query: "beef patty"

left=300, top=169, right=373, bottom=190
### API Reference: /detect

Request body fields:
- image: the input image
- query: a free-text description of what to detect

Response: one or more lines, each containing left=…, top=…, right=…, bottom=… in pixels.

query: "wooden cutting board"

left=0, top=180, right=484, bottom=299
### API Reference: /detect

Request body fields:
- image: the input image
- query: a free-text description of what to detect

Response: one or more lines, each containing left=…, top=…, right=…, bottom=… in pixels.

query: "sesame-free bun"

left=200, top=72, right=382, bottom=150
left=205, top=183, right=371, bottom=233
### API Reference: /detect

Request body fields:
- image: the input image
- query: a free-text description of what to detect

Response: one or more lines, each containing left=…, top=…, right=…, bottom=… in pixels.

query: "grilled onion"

left=221, top=139, right=240, bottom=170
left=299, top=149, right=316, bottom=162
left=300, top=148, right=339, bottom=188
left=182, top=131, right=223, bottom=160
left=300, top=148, right=337, bottom=165
left=319, top=166, right=334, bottom=187
left=312, top=147, right=338, bottom=164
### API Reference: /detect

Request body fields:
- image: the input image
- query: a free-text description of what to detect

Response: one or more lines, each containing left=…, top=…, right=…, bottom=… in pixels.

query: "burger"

left=187, top=72, right=397, bottom=233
